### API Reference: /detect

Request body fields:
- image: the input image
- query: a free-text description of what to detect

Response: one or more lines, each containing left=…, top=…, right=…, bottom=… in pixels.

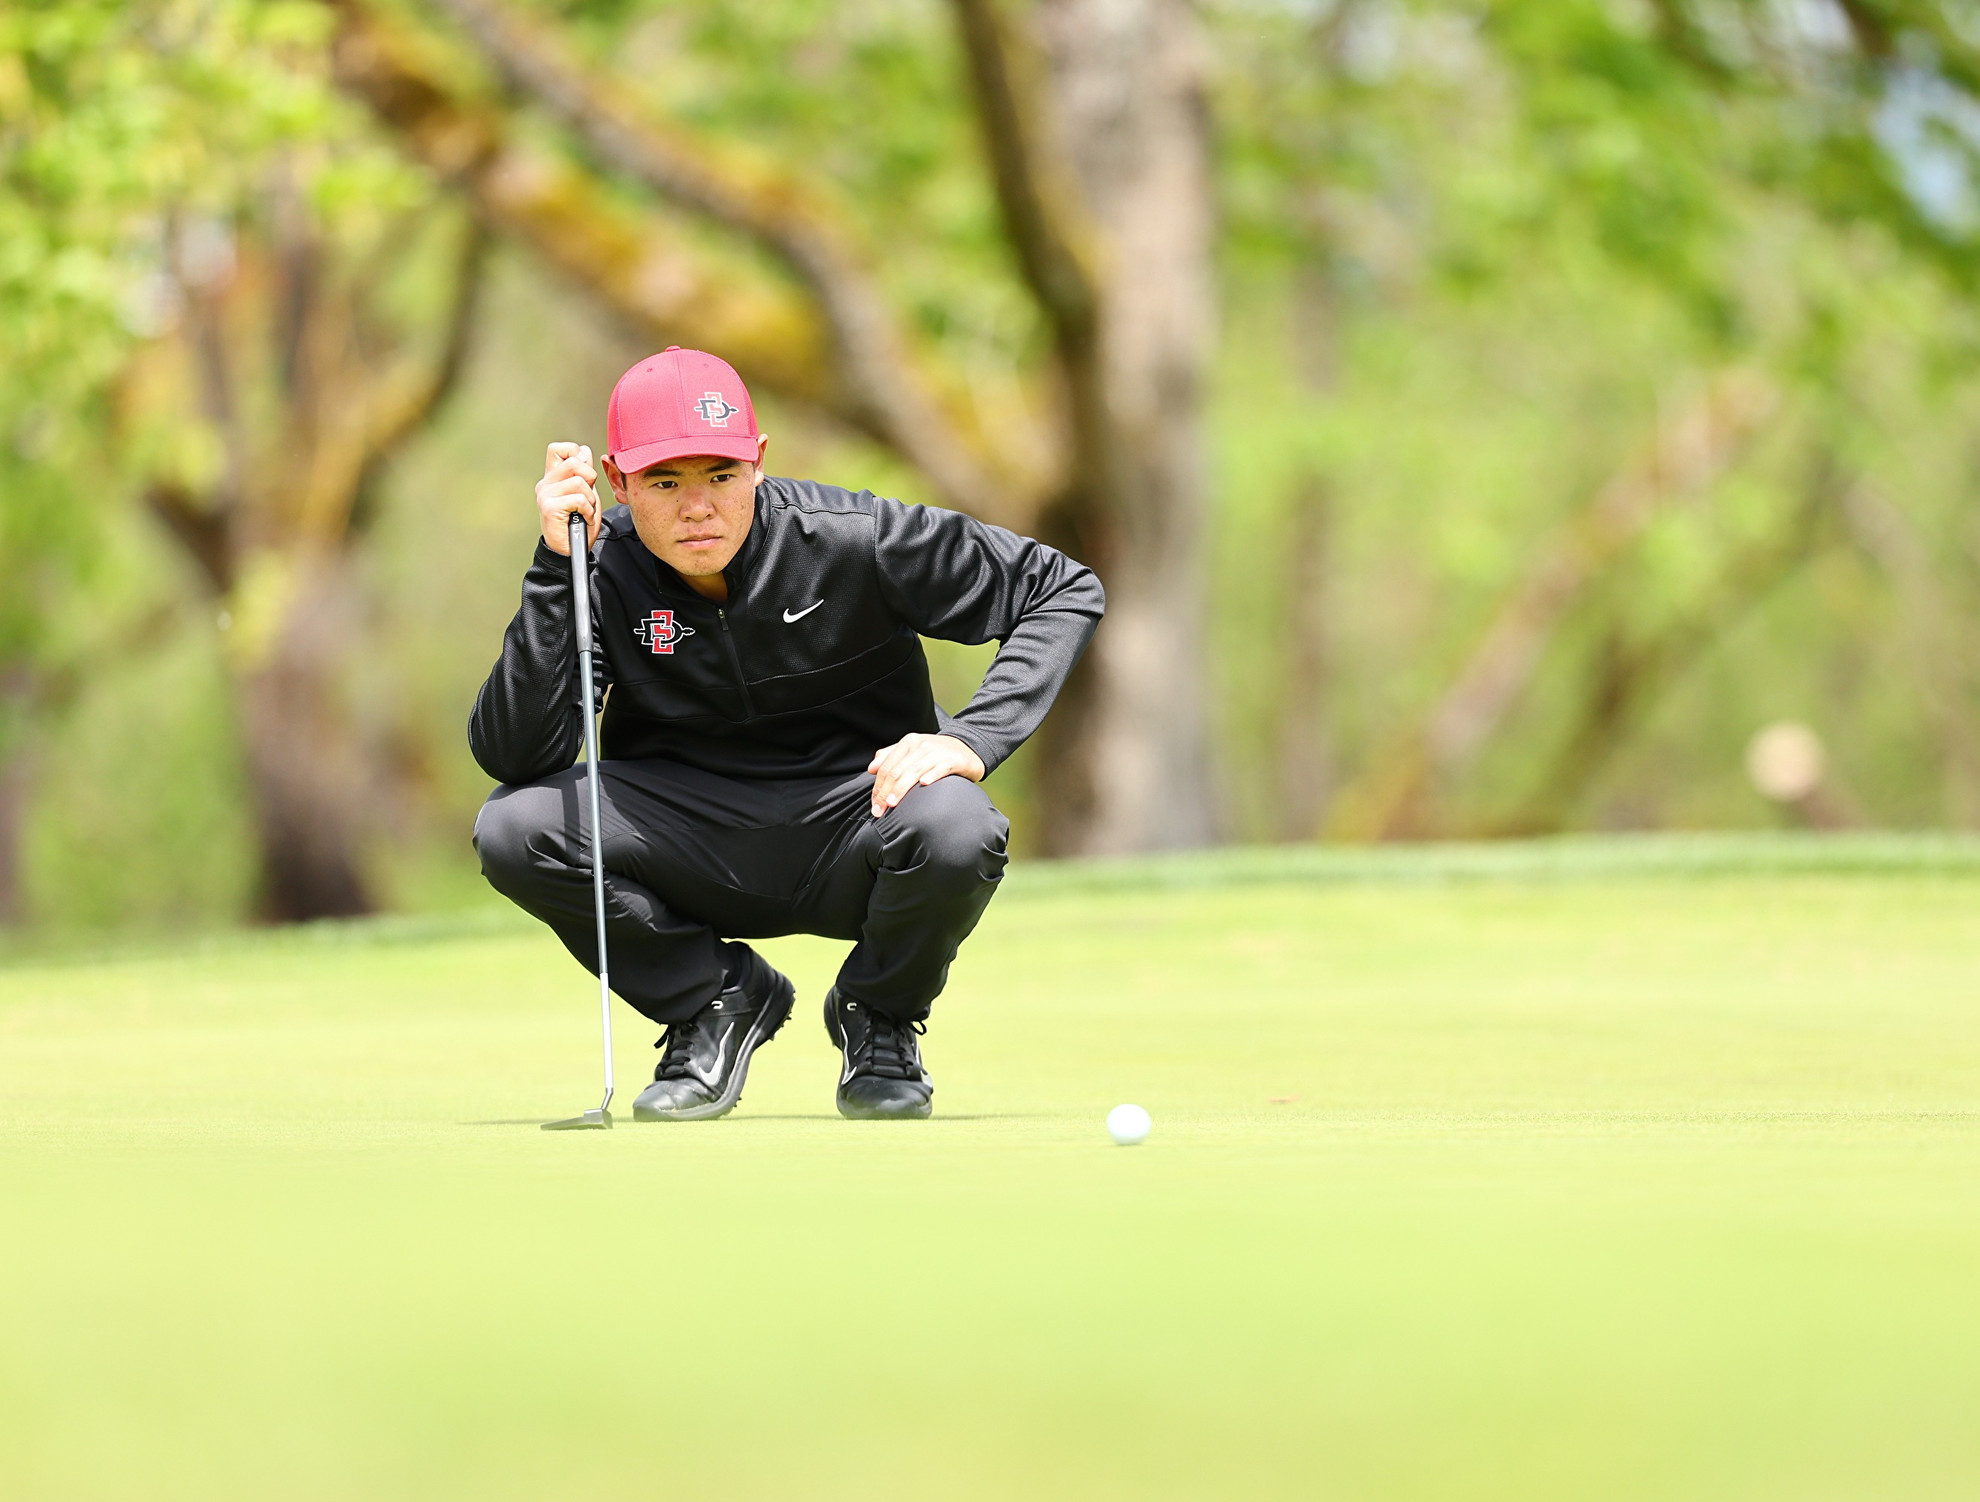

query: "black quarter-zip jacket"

left=469, top=477, right=1105, bottom=788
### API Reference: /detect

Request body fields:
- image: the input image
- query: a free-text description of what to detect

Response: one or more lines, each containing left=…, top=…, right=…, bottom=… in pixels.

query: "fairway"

left=3, top=838, right=1979, bottom=1500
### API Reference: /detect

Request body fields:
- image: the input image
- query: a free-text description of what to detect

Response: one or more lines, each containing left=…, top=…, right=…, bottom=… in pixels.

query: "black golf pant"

left=473, top=758, right=1009, bottom=1026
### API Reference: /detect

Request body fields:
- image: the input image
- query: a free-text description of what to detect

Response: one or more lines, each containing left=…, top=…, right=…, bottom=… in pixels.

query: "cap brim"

left=611, top=434, right=761, bottom=473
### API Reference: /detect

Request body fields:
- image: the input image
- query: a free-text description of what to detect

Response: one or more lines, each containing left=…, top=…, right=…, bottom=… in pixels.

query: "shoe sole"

left=633, top=973, right=795, bottom=1123
left=836, top=1096, right=933, bottom=1121
left=823, top=992, right=934, bottom=1120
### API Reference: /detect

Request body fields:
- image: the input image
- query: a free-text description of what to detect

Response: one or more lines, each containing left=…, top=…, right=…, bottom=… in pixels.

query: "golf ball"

left=1106, top=1103, right=1151, bottom=1145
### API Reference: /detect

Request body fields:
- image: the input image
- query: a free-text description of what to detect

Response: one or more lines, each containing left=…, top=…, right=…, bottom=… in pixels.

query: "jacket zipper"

left=716, top=607, right=757, bottom=720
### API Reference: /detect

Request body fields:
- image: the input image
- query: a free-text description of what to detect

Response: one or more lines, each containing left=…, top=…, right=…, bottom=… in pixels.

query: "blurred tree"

left=1205, top=0, right=1980, bottom=839
left=17, top=0, right=1980, bottom=932
left=125, top=192, right=484, bottom=919
left=1271, top=469, right=1334, bottom=841
left=1480, top=0, right=1980, bottom=831
left=328, top=0, right=1220, bottom=853
left=1334, top=370, right=1779, bottom=838
left=2, top=1, right=481, bottom=920
left=1507, top=450, right=1847, bottom=833
left=0, top=2, right=177, bottom=922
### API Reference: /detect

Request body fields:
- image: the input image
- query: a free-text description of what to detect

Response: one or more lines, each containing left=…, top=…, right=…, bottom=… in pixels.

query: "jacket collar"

left=725, top=480, right=770, bottom=580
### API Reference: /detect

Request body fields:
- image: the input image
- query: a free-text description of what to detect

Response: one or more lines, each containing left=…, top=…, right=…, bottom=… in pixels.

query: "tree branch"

left=1423, top=370, right=1777, bottom=772
left=365, top=211, right=488, bottom=464
left=146, top=480, right=234, bottom=595
left=948, top=0, right=1103, bottom=350
left=1503, top=471, right=1840, bottom=833
left=175, top=217, right=248, bottom=521
left=268, top=162, right=321, bottom=403
left=329, top=0, right=1025, bottom=521
left=1647, top=0, right=1737, bottom=82
left=340, top=213, right=490, bottom=540
left=425, top=0, right=1015, bottom=520
left=1328, top=370, right=1777, bottom=840
left=1833, top=0, right=1897, bottom=59
left=329, top=6, right=835, bottom=415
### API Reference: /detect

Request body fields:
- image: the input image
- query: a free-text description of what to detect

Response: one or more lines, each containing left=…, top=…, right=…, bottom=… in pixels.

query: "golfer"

left=470, top=347, right=1103, bottom=1121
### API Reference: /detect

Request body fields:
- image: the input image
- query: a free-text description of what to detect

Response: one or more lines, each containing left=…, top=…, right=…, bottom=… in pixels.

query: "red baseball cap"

left=605, top=346, right=760, bottom=473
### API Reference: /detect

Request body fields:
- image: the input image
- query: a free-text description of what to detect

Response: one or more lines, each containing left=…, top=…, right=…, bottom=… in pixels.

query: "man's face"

left=606, top=437, right=768, bottom=578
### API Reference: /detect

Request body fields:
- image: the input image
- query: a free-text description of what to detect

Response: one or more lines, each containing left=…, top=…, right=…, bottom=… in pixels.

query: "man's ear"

left=752, top=432, right=770, bottom=482
left=602, top=456, right=629, bottom=505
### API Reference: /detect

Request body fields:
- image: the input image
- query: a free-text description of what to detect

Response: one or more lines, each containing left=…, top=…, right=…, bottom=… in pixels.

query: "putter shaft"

left=545, top=509, right=614, bottom=1130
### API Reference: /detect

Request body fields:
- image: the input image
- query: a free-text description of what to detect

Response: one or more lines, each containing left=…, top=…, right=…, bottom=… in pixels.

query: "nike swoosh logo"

left=831, top=1014, right=855, bottom=1084
left=696, top=1036, right=729, bottom=1087
left=782, top=600, right=824, bottom=623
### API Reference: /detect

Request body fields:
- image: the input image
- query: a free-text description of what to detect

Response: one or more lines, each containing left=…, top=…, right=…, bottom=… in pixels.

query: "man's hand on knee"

left=866, top=733, right=985, bottom=817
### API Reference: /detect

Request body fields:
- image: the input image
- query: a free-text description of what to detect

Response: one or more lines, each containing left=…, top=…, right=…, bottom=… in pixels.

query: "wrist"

left=943, top=735, right=986, bottom=782
left=941, top=732, right=989, bottom=781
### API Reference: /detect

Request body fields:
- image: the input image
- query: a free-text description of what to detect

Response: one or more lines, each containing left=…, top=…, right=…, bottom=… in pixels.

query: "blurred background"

left=4, top=0, right=1979, bottom=934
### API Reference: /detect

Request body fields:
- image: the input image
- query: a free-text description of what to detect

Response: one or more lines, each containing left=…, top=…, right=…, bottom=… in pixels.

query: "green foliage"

left=1205, top=0, right=1980, bottom=840
left=22, top=621, right=254, bottom=929
left=515, top=0, right=1039, bottom=367
left=0, top=1, right=399, bottom=745
left=15, top=0, right=1980, bottom=919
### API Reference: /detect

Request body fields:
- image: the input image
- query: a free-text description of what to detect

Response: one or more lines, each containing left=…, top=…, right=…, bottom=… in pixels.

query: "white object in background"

left=1107, top=1103, right=1151, bottom=1145
left=1746, top=721, right=1826, bottom=803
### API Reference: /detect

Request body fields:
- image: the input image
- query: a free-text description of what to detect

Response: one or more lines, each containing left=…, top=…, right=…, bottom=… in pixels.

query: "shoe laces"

left=653, top=995, right=726, bottom=1080
left=843, top=1000, right=925, bottom=1081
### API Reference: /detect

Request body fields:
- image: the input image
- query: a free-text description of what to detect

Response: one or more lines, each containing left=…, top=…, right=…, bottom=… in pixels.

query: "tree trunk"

left=130, top=197, right=484, bottom=924
left=1017, top=0, right=1220, bottom=853
left=1274, top=471, right=1334, bottom=840
left=0, top=744, right=24, bottom=927
left=233, top=561, right=376, bottom=922
left=0, top=665, right=35, bottom=927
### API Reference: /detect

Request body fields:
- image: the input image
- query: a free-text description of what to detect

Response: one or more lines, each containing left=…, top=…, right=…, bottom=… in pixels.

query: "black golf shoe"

left=633, top=954, right=795, bottom=1122
left=823, top=988, right=933, bottom=1120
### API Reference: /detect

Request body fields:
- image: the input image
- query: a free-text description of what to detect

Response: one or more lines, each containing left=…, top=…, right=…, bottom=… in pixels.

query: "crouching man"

left=469, top=346, right=1103, bottom=1120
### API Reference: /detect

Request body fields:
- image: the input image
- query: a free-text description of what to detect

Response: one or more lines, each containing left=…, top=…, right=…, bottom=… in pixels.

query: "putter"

left=544, top=508, right=615, bottom=1131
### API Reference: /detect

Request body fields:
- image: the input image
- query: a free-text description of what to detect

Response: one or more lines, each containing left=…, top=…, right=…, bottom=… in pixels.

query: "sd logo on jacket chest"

left=633, top=609, right=695, bottom=655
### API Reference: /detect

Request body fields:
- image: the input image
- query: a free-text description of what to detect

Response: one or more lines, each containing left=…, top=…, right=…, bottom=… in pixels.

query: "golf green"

left=3, top=837, right=1978, bottom=1500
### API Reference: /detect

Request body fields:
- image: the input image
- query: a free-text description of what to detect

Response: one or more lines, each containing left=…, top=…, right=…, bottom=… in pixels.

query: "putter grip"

left=568, top=512, right=592, bottom=653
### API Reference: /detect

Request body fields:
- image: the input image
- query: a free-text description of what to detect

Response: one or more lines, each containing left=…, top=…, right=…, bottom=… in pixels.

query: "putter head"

left=541, top=1108, right=613, bottom=1131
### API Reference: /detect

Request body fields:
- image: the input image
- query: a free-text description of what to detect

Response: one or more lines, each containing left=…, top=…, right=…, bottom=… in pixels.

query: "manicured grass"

left=3, top=835, right=1979, bottom=1500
